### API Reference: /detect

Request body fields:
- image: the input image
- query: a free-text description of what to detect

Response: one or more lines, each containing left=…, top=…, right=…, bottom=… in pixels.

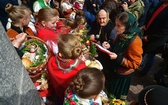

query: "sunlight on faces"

left=115, top=19, right=126, bottom=35
left=97, top=10, right=107, bottom=26
left=44, top=16, right=59, bottom=30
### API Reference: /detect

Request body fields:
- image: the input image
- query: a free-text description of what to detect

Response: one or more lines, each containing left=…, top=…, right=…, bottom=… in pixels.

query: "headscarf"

left=124, top=11, right=141, bottom=37
left=112, top=11, right=141, bottom=54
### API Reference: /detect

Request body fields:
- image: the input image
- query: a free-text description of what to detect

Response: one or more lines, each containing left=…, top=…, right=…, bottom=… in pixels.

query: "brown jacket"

left=117, top=36, right=143, bottom=75
left=7, top=27, right=35, bottom=38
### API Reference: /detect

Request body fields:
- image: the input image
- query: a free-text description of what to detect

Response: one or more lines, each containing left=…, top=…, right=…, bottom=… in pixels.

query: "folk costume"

left=47, top=55, right=86, bottom=103
left=60, top=1, right=76, bottom=19
left=104, top=12, right=143, bottom=100
left=6, top=24, right=35, bottom=38
left=33, top=0, right=51, bottom=12
left=64, top=87, right=107, bottom=105
left=35, top=23, right=58, bottom=55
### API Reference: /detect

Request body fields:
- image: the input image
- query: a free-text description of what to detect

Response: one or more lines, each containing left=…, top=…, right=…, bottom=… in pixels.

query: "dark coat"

left=88, top=20, right=116, bottom=46
left=143, top=1, right=168, bottom=54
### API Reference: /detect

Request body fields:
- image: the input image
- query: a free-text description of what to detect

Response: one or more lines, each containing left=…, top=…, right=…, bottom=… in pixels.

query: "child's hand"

left=109, top=52, right=117, bottom=60
left=102, top=41, right=110, bottom=49
left=12, top=33, right=27, bottom=48
left=15, top=33, right=27, bottom=44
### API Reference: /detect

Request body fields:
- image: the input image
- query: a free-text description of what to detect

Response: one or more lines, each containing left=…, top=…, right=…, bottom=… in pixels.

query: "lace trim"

left=56, top=57, right=79, bottom=73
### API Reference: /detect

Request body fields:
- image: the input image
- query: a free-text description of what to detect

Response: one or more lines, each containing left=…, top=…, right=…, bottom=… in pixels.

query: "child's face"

left=44, top=16, right=59, bottom=30
left=22, top=10, right=31, bottom=26
left=115, top=19, right=126, bottom=35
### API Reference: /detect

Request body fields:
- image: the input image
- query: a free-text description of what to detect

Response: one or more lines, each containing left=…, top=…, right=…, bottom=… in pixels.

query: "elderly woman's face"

left=115, top=19, right=126, bottom=35
left=97, top=10, right=107, bottom=26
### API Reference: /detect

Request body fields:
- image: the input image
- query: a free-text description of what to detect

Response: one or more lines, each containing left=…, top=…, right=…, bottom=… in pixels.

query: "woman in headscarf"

left=103, top=11, right=143, bottom=100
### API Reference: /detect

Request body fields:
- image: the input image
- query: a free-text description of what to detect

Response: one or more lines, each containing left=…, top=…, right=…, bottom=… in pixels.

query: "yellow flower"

left=110, top=99, right=125, bottom=105
left=79, top=29, right=84, bottom=34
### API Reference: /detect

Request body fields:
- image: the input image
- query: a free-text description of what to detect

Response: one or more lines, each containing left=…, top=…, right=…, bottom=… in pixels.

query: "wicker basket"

left=21, top=36, right=51, bottom=82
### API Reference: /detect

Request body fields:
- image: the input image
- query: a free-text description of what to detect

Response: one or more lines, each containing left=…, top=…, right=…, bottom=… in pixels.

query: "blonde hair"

left=5, top=3, right=31, bottom=24
left=58, top=34, right=82, bottom=59
left=37, top=8, right=59, bottom=22
left=76, top=16, right=86, bottom=26
left=63, top=18, right=77, bottom=29
left=63, top=16, right=86, bottom=29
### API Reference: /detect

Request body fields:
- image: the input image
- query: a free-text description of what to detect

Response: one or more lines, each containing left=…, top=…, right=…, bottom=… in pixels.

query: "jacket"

left=127, top=0, right=145, bottom=19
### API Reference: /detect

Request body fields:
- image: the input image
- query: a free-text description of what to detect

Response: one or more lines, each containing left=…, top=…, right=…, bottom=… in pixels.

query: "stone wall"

left=0, top=22, right=45, bottom=105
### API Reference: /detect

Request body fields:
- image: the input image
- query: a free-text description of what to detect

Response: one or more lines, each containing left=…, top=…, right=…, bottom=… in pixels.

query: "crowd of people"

left=0, top=0, right=168, bottom=104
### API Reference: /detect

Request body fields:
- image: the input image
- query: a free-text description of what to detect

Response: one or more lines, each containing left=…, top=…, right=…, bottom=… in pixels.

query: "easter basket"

left=20, top=36, right=51, bottom=82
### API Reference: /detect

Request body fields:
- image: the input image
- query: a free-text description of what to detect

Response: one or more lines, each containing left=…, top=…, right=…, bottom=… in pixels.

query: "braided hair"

left=70, top=67, right=105, bottom=99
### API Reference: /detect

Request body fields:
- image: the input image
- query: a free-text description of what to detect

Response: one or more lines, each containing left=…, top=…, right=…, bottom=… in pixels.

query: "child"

left=63, top=14, right=86, bottom=33
left=5, top=3, right=35, bottom=39
left=35, top=8, right=59, bottom=54
left=60, top=0, right=76, bottom=19
left=64, top=67, right=107, bottom=105
left=47, top=34, right=86, bottom=104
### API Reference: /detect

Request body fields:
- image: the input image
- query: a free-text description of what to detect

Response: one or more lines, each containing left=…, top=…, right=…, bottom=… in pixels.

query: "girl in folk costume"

left=5, top=3, right=35, bottom=39
left=33, top=0, right=51, bottom=12
left=64, top=67, right=108, bottom=105
left=35, top=8, right=59, bottom=55
left=60, top=0, right=76, bottom=19
left=103, top=12, right=143, bottom=100
left=47, top=34, right=86, bottom=104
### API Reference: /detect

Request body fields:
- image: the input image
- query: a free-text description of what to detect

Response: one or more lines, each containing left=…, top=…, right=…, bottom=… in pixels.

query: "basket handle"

left=26, top=36, right=51, bottom=58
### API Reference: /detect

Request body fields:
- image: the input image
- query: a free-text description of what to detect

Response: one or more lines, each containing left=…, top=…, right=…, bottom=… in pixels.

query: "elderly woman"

left=88, top=9, right=116, bottom=72
left=88, top=9, right=116, bottom=48
left=103, top=11, right=143, bottom=100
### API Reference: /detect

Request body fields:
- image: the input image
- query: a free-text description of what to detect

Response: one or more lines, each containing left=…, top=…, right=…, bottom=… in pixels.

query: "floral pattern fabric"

left=64, top=87, right=106, bottom=105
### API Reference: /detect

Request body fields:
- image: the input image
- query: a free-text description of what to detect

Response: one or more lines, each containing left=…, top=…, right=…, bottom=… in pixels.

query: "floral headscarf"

left=124, top=11, right=141, bottom=37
